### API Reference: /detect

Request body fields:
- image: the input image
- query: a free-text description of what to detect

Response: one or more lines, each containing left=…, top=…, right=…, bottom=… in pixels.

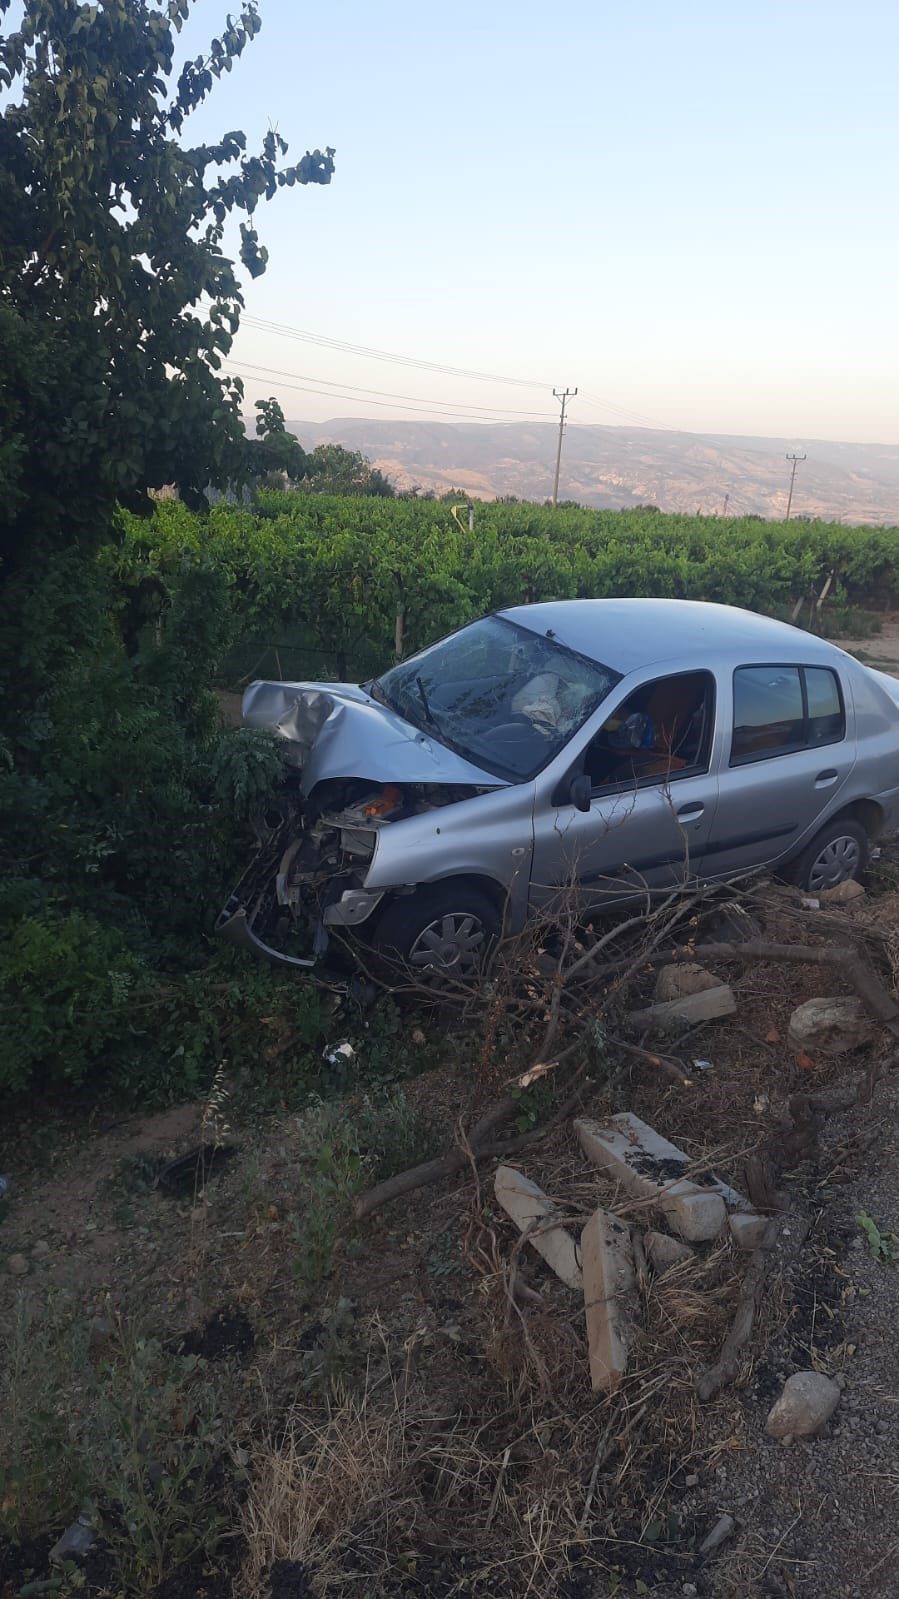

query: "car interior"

left=581, top=670, right=715, bottom=790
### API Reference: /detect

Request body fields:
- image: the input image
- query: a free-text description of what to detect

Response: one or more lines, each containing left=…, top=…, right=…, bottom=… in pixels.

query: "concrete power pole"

left=552, top=387, right=577, bottom=506
left=785, top=452, right=806, bottom=521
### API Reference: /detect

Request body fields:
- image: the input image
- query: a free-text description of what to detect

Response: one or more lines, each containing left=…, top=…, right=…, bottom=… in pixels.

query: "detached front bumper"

left=216, top=832, right=386, bottom=971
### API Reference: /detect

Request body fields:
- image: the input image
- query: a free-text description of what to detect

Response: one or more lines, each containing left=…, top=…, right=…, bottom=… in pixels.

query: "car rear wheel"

left=370, top=883, right=501, bottom=984
left=788, top=817, right=868, bottom=893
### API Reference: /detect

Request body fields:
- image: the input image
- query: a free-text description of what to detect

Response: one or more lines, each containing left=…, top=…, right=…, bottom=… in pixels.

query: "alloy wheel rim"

left=808, top=835, right=861, bottom=892
left=408, top=912, right=487, bottom=978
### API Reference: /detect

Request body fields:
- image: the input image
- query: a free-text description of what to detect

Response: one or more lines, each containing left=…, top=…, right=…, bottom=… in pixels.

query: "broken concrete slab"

left=645, top=1230, right=695, bottom=1271
left=630, top=984, right=736, bottom=1035
left=766, top=1370, right=841, bottom=1438
left=581, top=1207, right=637, bottom=1393
left=654, top=963, right=722, bottom=1001
left=788, top=996, right=874, bottom=1057
left=493, top=1165, right=582, bottom=1291
left=574, top=1114, right=727, bottom=1242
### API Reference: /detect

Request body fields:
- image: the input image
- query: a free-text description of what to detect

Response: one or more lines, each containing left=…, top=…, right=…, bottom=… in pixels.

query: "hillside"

left=288, top=419, right=899, bottom=524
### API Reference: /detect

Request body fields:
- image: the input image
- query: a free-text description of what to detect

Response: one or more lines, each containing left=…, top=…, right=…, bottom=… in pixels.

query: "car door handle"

left=815, top=769, right=839, bottom=788
left=677, top=802, right=705, bottom=821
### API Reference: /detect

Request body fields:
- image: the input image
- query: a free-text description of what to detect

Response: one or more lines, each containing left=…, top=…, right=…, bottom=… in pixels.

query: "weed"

left=290, top=1090, right=434, bottom=1289
left=0, top=1301, right=235, bottom=1597
left=856, top=1210, right=898, bottom=1262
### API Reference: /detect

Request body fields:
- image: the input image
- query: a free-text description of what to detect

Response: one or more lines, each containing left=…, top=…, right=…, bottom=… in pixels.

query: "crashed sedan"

left=217, top=598, right=899, bottom=979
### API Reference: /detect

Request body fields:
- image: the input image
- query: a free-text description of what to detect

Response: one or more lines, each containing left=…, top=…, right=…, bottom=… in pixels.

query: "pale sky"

left=182, top=1, right=897, bottom=443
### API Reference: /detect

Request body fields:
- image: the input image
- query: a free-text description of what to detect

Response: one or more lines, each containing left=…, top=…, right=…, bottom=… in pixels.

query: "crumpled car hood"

left=242, top=680, right=508, bottom=795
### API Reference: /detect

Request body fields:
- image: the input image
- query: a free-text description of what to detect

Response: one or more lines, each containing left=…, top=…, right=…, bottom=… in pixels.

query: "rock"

left=818, top=879, right=866, bottom=903
left=765, top=1371, right=841, bottom=1438
left=630, top=984, right=737, bottom=1035
left=493, top=1166, right=582, bottom=1291
left=574, top=1113, right=727, bottom=1242
left=31, top=1240, right=50, bottom=1259
left=580, top=1208, right=637, bottom=1393
left=788, top=996, right=874, bottom=1057
left=88, top=1316, right=114, bottom=1353
left=49, top=1513, right=95, bottom=1564
left=7, top=1253, right=28, bottom=1276
left=699, top=1513, right=736, bottom=1556
left=654, top=963, right=722, bottom=1001
left=685, top=1472, right=700, bottom=1487
left=646, top=1230, right=695, bottom=1271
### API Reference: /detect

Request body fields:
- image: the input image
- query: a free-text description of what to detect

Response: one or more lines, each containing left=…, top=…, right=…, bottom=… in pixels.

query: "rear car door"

left=704, top=661, right=856, bottom=879
left=530, top=669, right=719, bottom=911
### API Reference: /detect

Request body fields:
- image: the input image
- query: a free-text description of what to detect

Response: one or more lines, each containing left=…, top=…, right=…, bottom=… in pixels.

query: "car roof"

left=499, top=598, right=848, bottom=676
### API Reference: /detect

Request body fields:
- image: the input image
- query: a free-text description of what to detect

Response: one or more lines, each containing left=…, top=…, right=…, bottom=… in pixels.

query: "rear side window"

left=731, top=665, right=845, bottom=765
left=805, top=667, right=844, bottom=744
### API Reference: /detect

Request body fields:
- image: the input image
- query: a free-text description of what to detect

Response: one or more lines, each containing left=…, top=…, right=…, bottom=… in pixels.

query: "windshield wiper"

left=415, top=674, right=437, bottom=728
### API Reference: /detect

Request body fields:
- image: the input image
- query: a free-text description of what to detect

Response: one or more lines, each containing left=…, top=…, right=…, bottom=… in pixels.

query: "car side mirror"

left=569, top=773, right=592, bottom=813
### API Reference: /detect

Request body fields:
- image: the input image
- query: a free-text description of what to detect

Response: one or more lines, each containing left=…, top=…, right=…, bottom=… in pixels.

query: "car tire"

left=370, top=882, right=502, bottom=985
left=786, top=816, right=869, bottom=894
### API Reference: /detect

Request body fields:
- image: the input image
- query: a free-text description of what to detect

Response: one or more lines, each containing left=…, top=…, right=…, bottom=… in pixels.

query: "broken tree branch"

left=672, top=938, right=899, bottom=1037
left=696, top=1205, right=811, bottom=1403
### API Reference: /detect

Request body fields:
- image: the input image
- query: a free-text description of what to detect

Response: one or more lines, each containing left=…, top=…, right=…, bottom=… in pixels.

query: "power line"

left=240, top=315, right=547, bottom=391
left=229, top=358, right=553, bottom=418
left=552, top=388, right=577, bottom=506
left=226, top=362, right=555, bottom=423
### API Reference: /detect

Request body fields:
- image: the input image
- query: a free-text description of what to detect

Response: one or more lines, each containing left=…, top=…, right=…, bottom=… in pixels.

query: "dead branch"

left=354, top=1065, right=595, bottom=1221
left=696, top=1206, right=811, bottom=1403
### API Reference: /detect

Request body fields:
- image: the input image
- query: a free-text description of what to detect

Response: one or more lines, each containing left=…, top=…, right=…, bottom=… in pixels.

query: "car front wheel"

left=370, top=883, right=502, bottom=984
left=788, top=817, right=869, bottom=893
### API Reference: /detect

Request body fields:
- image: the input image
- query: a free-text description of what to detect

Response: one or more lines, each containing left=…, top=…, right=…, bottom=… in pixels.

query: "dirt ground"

left=828, top=617, right=899, bottom=677
left=4, top=874, right=899, bottom=1599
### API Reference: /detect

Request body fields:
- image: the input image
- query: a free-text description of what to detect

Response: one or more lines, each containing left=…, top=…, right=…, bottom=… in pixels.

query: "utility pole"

left=785, top=452, right=806, bottom=521
left=551, top=387, right=577, bottom=506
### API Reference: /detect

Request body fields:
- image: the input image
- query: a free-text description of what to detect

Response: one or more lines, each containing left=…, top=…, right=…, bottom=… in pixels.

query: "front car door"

left=704, top=660, right=857, bottom=880
left=530, top=668, right=720, bottom=913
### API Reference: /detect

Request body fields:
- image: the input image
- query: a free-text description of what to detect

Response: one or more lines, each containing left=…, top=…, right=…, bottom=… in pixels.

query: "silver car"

left=217, top=599, right=899, bottom=978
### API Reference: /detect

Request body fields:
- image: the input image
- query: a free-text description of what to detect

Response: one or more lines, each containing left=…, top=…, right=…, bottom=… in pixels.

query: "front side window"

left=373, top=615, right=619, bottom=782
left=581, top=670, right=715, bottom=792
left=731, top=665, right=845, bottom=764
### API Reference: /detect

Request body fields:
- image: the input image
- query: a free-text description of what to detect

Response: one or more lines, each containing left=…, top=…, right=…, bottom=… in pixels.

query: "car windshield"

left=373, top=614, right=619, bottom=781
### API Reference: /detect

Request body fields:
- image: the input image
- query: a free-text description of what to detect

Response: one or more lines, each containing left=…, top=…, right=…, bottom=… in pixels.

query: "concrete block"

left=493, top=1165, right=582, bottom=1291
left=581, top=1207, right=636, bottom=1393
left=629, top=984, right=736, bottom=1035
left=645, top=1230, right=695, bottom=1271
left=726, top=1210, right=769, bottom=1250
left=574, top=1113, right=726, bottom=1242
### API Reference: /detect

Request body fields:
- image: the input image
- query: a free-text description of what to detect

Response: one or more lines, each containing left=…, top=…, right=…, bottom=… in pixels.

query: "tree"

left=0, top=0, right=335, bottom=566
left=247, top=396, right=310, bottom=483
left=304, top=443, right=395, bottom=497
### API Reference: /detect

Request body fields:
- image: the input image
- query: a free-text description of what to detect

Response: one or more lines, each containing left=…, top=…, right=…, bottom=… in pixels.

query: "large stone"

left=7, top=1253, right=28, bottom=1277
left=765, top=1370, right=841, bottom=1438
left=645, top=1230, right=695, bottom=1271
left=493, top=1165, right=582, bottom=1291
left=788, top=996, right=873, bottom=1057
left=654, top=963, right=722, bottom=1001
left=704, top=1175, right=769, bottom=1251
left=818, top=879, right=865, bottom=904
left=581, top=1208, right=637, bottom=1393
left=574, top=1114, right=727, bottom=1242
left=629, top=984, right=736, bottom=1035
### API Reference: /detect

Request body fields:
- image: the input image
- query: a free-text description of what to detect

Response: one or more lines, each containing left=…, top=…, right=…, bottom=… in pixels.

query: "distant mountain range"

left=287, top=419, right=899, bottom=525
